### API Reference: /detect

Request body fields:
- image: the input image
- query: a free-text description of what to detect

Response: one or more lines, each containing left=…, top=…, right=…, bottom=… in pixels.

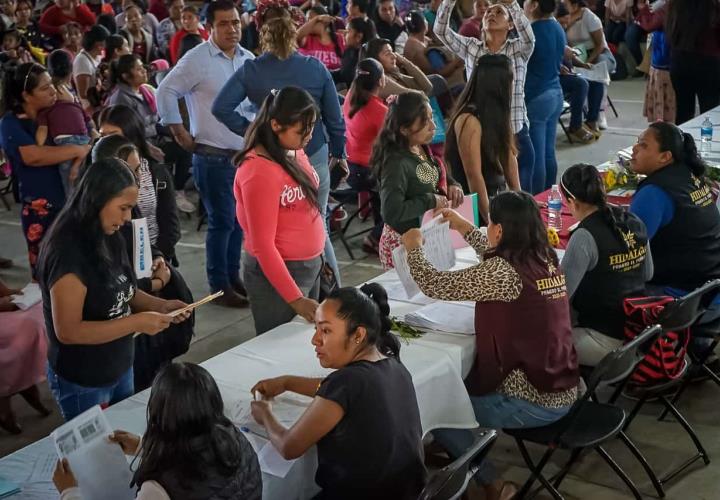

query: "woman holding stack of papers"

left=401, top=191, right=579, bottom=500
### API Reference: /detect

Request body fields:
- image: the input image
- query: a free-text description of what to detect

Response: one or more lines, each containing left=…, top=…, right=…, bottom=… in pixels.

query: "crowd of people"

left=0, top=0, right=719, bottom=498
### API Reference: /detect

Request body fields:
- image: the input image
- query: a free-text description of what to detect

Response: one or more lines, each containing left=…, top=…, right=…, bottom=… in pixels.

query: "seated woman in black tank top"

left=560, top=163, right=653, bottom=367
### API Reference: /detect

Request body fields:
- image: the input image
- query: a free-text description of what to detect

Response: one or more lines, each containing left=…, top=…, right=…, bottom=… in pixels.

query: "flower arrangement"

left=603, top=162, right=639, bottom=193
left=547, top=227, right=560, bottom=248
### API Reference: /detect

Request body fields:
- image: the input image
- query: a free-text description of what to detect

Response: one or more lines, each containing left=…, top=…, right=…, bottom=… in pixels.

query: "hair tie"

left=356, top=69, right=370, bottom=76
left=270, top=88, right=279, bottom=97
left=385, top=94, right=399, bottom=105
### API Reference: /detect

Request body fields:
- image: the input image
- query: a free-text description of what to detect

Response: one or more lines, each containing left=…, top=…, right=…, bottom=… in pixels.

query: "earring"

left=355, top=339, right=361, bottom=344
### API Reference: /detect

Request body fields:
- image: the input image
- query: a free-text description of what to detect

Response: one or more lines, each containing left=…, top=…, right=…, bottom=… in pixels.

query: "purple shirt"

left=37, top=101, right=89, bottom=139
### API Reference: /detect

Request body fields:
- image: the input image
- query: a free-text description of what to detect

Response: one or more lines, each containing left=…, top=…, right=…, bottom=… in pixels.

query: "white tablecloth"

left=0, top=249, right=480, bottom=500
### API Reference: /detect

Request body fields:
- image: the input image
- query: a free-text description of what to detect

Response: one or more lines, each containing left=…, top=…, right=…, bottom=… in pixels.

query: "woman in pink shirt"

left=296, top=6, right=345, bottom=70
left=342, top=58, right=388, bottom=254
left=235, top=86, right=326, bottom=335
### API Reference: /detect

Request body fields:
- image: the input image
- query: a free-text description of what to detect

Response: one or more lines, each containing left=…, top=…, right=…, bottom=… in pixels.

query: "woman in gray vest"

left=560, top=163, right=653, bottom=366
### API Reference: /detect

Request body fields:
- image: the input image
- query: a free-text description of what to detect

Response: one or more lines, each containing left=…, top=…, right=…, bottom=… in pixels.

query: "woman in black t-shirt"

left=250, top=284, right=427, bottom=500
left=37, top=158, right=191, bottom=421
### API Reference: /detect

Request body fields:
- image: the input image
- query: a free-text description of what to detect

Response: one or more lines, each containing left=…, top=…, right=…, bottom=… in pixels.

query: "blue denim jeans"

left=516, top=124, right=536, bottom=193
left=433, top=393, right=571, bottom=484
left=625, top=22, right=646, bottom=66
left=193, top=152, right=243, bottom=291
left=527, top=87, right=564, bottom=193
left=560, top=74, right=605, bottom=130
left=308, top=144, right=341, bottom=286
left=47, top=365, right=134, bottom=421
left=54, top=134, right=91, bottom=196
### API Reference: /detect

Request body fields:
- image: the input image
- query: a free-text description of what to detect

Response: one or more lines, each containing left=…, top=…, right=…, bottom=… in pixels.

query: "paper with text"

left=132, top=218, right=152, bottom=279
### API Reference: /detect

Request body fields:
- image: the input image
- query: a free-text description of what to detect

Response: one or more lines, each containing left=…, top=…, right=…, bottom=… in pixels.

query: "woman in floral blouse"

left=401, top=191, right=579, bottom=500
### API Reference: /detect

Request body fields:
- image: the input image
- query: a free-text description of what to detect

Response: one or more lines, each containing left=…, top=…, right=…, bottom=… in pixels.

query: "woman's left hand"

left=53, top=458, right=78, bottom=493
left=401, top=228, right=424, bottom=250
left=447, top=185, right=464, bottom=208
left=159, top=300, right=192, bottom=323
left=251, top=400, right=273, bottom=426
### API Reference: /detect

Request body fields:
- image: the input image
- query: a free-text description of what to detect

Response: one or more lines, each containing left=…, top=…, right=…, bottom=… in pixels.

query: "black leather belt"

left=194, top=143, right=239, bottom=158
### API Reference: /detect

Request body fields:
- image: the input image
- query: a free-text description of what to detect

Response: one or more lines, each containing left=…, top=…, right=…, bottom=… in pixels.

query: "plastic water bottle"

left=701, top=117, right=713, bottom=155
left=548, top=184, right=563, bottom=230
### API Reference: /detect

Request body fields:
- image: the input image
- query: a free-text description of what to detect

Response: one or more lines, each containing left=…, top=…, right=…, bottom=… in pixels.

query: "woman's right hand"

left=435, top=208, right=474, bottom=235
left=109, top=430, right=141, bottom=455
left=290, top=297, right=319, bottom=323
left=251, top=376, right=288, bottom=399
left=133, top=311, right=173, bottom=335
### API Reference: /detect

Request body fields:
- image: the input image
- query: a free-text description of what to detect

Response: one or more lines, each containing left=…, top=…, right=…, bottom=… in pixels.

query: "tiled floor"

left=2, top=78, right=719, bottom=498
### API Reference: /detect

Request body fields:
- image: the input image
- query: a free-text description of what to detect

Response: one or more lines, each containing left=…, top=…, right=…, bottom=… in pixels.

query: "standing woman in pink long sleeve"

left=234, top=86, right=326, bottom=335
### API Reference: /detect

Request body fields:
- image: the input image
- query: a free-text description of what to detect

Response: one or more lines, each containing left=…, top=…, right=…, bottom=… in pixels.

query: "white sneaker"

left=598, top=111, right=608, bottom=130
left=175, top=191, right=196, bottom=213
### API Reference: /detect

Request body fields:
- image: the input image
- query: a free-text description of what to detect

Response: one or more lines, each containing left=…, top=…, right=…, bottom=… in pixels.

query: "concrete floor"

left=2, top=78, right=719, bottom=498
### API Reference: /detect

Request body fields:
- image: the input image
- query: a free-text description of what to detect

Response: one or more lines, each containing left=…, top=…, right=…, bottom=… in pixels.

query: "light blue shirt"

left=157, top=39, right=255, bottom=150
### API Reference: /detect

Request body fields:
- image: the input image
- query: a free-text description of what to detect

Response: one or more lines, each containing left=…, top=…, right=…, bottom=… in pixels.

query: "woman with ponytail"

left=560, top=163, right=652, bottom=366
left=343, top=58, right=387, bottom=254
left=234, top=86, right=326, bottom=335
left=629, top=121, right=720, bottom=293
left=250, top=283, right=426, bottom=500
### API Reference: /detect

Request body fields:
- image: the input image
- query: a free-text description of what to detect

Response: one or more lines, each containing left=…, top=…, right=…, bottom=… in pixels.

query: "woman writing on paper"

left=372, top=91, right=463, bottom=269
left=401, top=191, right=578, bottom=500
left=560, top=163, right=652, bottom=366
left=444, top=54, right=519, bottom=223
left=53, top=362, right=263, bottom=499
left=250, top=284, right=427, bottom=500
left=234, top=87, right=326, bottom=335
left=37, top=158, right=191, bottom=421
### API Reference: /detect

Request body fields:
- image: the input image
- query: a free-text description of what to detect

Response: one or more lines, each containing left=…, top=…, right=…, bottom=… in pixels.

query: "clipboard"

left=168, top=291, right=224, bottom=317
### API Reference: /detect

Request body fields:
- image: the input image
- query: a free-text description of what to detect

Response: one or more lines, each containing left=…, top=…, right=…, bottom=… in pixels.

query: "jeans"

left=515, top=124, right=536, bottom=193
left=192, top=152, right=243, bottom=291
left=670, top=50, right=720, bottom=125
left=526, top=87, right=564, bottom=193
left=54, top=134, right=91, bottom=196
left=242, top=252, right=322, bottom=335
left=604, top=20, right=627, bottom=46
left=346, top=162, right=383, bottom=240
left=47, top=365, right=134, bottom=421
left=625, top=22, right=646, bottom=66
left=308, top=144, right=341, bottom=286
left=560, top=74, right=605, bottom=129
left=433, top=393, right=571, bottom=484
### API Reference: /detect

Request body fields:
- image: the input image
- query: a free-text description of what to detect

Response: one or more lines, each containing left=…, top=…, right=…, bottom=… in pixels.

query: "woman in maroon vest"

left=402, top=191, right=579, bottom=500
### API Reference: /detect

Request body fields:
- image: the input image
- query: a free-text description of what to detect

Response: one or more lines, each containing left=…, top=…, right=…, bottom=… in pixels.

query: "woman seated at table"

left=37, top=158, right=191, bottom=421
left=560, top=163, right=653, bottom=366
left=444, top=54, right=519, bottom=224
left=234, top=87, right=326, bottom=335
left=402, top=192, right=579, bottom=500
left=250, top=284, right=426, bottom=500
left=629, top=121, right=720, bottom=294
left=53, top=362, right=262, bottom=500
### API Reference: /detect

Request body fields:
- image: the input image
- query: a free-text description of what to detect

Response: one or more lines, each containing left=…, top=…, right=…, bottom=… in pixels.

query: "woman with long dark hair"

left=234, top=86, right=326, bottom=335
left=444, top=54, right=519, bottom=224
left=0, top=62, right=91, bottom=277
left=107, top=54, right=159, bottom=143
left=250, top=284, right=426, bottom=499
left=53, top=362, right=262, bottom=499
left=37, top=158, right=191, bottom=421
left=630, top=121, right=720, bottom=293
left=343, top=58, right=387, bottom=254
left=402, top=192, right=578, bottom=500
left=560, top=163, right=652, bottom=366
left=372, top=91, right=462, bottom=269
left=665, top=0, right=720, bottom=124
left=296, top=5, right=345, bottom=70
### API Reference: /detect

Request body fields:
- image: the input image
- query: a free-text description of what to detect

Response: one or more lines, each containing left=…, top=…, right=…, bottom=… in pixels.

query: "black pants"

left=604, top=20, right=626, bottom=45
left=160, top=138, right=193, bottom=190
left=670, top=50, right=720, bottom=125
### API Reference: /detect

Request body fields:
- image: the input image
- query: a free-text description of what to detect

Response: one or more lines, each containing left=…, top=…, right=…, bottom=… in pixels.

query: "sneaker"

left=175, top=191, right=196, bottom=213
left=598, top=111, right=608, bottom=130
left=568, top=127, right=595, bottom=144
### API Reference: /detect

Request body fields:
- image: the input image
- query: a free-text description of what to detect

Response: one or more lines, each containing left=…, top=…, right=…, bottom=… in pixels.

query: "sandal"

left=584, top=122, right=602, bottom=140
left=567, top=127, right=595, bottom=144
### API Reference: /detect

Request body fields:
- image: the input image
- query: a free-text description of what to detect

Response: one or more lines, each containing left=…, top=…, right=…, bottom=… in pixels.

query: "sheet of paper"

left=421, top=217, right=456, bottom=271
left=422, top=193, right=479, bottom=249
left=575, top=60, right=610, bottom=85
left=26, top=453, right=56, bottom=483
left=404, top=301, right=475, bottom=335
left=392, top=246, right=421, bottom=299
left=51, top=405, right=134, bottom=500
left=169, top=290, right=224, bottom=317
left=11, top=282, right=42, bottom=310
left=382, top=281, right=434, bottom=305
left=132, top=218, right=152, bottom=279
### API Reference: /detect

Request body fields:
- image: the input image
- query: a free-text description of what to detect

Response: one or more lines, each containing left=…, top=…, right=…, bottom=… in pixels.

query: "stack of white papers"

left=404, top=302, right=476, bottom=335
left=11, top=282, right=42, bottom=310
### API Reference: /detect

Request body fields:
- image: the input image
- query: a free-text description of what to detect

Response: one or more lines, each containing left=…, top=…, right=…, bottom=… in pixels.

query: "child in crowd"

left=296, top=5, right=345, bottom=70
left=36, top=50, right=97, bottom=195
left=331, top=15, right=374, bottom=89
left=59, top=21, right=82, bottom=59
left=2, top=29, right=35, bottom=64
left=168, top=5, right=208, bottom=64
left=371, top=91, right=462, bottom=269
left=637, top=0, right=675, bottom=122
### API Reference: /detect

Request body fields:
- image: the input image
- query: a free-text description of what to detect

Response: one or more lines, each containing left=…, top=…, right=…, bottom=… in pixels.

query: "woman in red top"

left=234, top=86, right=326, bottom=335
left=296, top=6, right=345, bottom=70
left=39, top=0, right=96, bottom=41
left=342, top=58, right=387, bottom=254
left=168, top=5, right=208, bottom=64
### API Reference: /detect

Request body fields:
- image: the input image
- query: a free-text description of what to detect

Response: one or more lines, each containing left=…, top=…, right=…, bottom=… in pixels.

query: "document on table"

left=382, top=281, right=434, bottom=305
left=11, top=282, right=42, bottom=310
left=404, top=301, right=475, bottom=335
left=575, top=60, right=610, bottom=85
left=27, top=453, right=56, bottom=483
left=51, top=405, right=134, bottom=500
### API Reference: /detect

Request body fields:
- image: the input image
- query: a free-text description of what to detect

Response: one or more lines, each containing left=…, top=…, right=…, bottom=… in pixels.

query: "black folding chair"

left=505, top=325, right=664, bottom=500
left=417, top=429, right=497, bottom=500
left=329, top=185, right=374, bottom=260
left=558, top=101, right=573, bottom=144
